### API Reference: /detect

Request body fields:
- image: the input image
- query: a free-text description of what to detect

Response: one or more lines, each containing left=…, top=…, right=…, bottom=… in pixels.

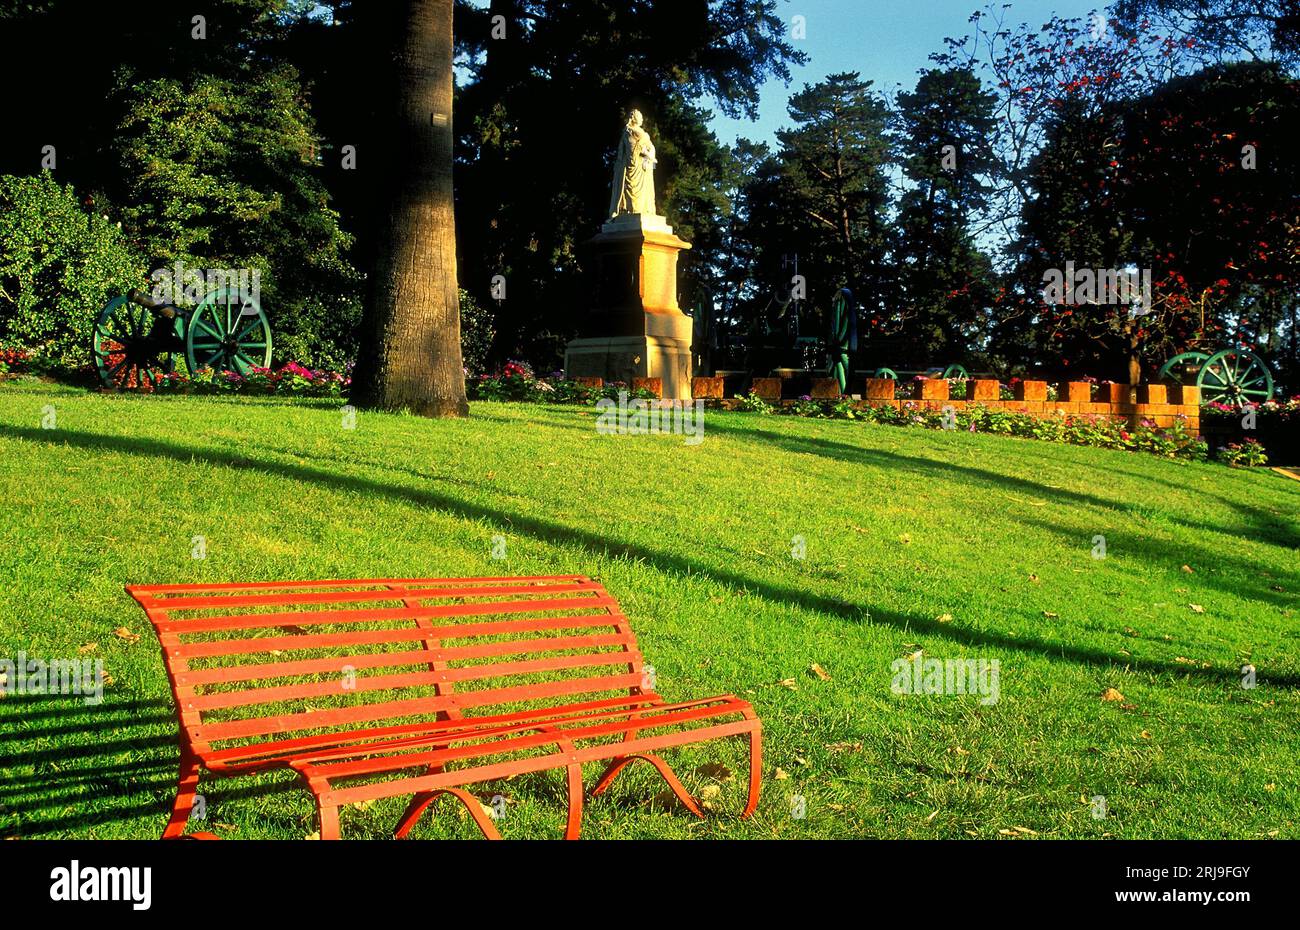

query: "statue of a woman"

left=608, top=109, right=657, bottom=218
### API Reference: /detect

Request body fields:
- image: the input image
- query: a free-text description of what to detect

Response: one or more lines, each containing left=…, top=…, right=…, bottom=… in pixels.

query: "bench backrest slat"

left=127, top=576, right=646, bottom=759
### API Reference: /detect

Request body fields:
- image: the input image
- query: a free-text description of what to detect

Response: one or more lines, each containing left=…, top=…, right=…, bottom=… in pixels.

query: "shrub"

left=736, top=391, right=774, bottom=413
left=1215, top=439, right=1269, bottom=467
left=0, top=174, right=144, bottom=370
left=460, top=290, right=496, bottom=377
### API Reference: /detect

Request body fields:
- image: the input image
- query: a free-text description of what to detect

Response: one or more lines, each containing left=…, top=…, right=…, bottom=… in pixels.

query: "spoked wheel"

left=1197, top=349, right=1274, bottom=408
left=941, top=364, right=968, bottom=380
left=186, top=287, right=272, bottom=375
left=92, top=295, right=182, bottom=390
left=873, top=368, right=898, bottom=380
left=1158, top=351, right=1210, bottom=384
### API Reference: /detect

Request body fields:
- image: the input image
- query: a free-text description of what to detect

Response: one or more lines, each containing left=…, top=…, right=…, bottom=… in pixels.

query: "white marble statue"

left=609, top=109, right=657, bottom=218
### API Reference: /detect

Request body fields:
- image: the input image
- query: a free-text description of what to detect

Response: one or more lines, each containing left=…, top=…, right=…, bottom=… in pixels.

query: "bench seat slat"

left=172, top=616, right=626, bottom=659
left=299, top=698, right=750, bottom=779
left=131, top=575, right=587, bottom=596
left=203, top=694, right=663, bottom=766
left=197, top=672, right=646, bottom=742
left=181, top=633, right=634, bottom=686
left=150, top=581, right=604, bottom=612
left=156, top=596, right=617, bottom=635
left=188, top=650, right=643, bottom=711
left=323, top=719, right=758, bottom=808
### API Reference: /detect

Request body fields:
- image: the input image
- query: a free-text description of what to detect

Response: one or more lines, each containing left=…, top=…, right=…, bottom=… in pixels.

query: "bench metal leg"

left=742, top=726, right=762, bottom=819
left=394, top=787, right=502, bottom=840
left=590, top=723, right=763, bottom=823
left=162, top=744, right=203, bottom=839
left=589, top=753, right=705, bottom=818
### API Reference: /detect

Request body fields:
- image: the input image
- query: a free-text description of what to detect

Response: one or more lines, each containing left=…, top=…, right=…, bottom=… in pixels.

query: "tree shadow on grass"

left=701, top=419, right=1300, bottom=599
left=0, top=694, right=303, bottom=838
left=5, top=423, right=1292, bottom=694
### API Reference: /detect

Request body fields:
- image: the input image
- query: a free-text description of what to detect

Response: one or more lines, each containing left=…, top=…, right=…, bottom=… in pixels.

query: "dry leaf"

left=809, top=663, right=832, bottom=681
left=778, top=678, right=799, bottom=691
left=1042, top=611, right=1059, bottom=618
left=898, top=533, right=912, bottom=544
left=698, top=784, right=723, bottom=811
left=1028, top=573, right=1040, bottom=583
left=827, top=741, right=862, bottom=754
left=78, top=643, right=98, bottom=654
left=794, top=756, right=810, bottom=767
left=306, top=831, right=320, bottom=841
left=1139, top=730, right=1152, bottom=739
left=1188, top=604, right=1205, bottom=614
left=113, top=627, right=140, bottom=645
left=696, top=763, right=734, bottom=782
left=1101, top=688, right=1125, bottom=702
left=925, top=810, right=939, bottom=823
left=774, top=768, right=791, bottom=781
left=1181, top=565, right=1194, bottom=574
left=935, top=613, right=954, bottom=623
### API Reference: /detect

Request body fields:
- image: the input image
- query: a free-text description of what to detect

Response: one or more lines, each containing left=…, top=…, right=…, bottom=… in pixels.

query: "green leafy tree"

left=776, top=73, right=892, bottom=316
left=0, top=174, right=144, bottom=369
left=891, top=67, right=999, bottom=365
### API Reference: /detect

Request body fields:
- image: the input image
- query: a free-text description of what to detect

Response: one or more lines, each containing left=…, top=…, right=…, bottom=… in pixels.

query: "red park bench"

left=126, top=575, right=762, bottom=839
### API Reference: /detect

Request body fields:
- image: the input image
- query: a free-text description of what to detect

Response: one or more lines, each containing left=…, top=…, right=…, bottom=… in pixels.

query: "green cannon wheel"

left=872, top=367, right=898, bottom=380
left=1197, top=349, right=1274, bottom=408
left=92, top=295, right=183, bottom=390
left=1158, top=351, right=1210, bottom=383
left=186, top=287, right=272, bottom=375
left=941, top=364, right=969, bottom=380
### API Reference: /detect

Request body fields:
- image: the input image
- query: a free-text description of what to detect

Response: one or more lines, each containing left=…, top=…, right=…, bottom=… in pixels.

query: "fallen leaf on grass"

left=1101, top=688, right=1126, bottom=702
left=925, top=810, right=939, bottom=823
left=1028, top=573, right=1040, bottom=583
left=809, top=663, right=832, bottom=681
left=1188, top=604, right=1205, bottom=614
left=935, top=613, right=953, bottom=624
left=1139, top=730, right=1152, bottom=739
left=898, top=533, right=911, bottom=545
left=774, top=768, right=790, bottom=781
left=1042, top=611, right=1059, bottom=618
left=1181, top=565, right=1194, bottom=574
left=827, top=741, right=862, bottom=754
left=78, top=643, right=98, bottom=654
left=696, top=763, right=733, bottom=782
left=778, top=678, right=799, bottom=691
left=113, top=627, right=140, bottom=645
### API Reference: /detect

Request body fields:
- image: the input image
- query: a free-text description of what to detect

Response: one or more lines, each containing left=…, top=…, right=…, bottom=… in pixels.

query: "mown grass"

left=0, top=380, right=1296, bottom=840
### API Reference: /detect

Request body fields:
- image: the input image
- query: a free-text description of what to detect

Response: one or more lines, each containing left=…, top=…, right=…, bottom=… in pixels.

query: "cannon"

left=1158, top=348, right=1273, bottom=408
left=92, top=286, right=272, bottom=389
left=870, top=364, right=968, bottom=381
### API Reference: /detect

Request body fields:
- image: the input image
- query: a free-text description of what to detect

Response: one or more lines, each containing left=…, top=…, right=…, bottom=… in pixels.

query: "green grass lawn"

left=0, top=380, right=1296, bottom=840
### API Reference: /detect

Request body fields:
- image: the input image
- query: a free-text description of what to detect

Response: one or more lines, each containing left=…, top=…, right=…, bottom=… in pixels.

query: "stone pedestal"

left=564, top=214, right=694, bottom=399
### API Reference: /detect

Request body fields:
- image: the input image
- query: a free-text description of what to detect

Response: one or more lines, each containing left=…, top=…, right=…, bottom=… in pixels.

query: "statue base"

left=565, top=213, right=694, bottom=400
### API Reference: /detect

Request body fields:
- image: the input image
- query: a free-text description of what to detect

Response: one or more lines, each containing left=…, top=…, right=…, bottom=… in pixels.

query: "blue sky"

left=711, top=0, right=1108, bottom=146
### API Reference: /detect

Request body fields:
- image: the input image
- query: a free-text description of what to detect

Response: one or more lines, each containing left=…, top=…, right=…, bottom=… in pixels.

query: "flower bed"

left=469, top=361, right=657, bottom=404
left=0, top=346, right=32, bottom=374
left=742, top=397, right=1208, bottom=461
left=1201, top=395, right=1299, bottom=464
left=155, top=361, right=349, bottom=398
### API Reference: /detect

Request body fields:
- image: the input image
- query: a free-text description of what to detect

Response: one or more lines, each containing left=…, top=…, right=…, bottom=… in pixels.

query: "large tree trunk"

left=350, top=0, right=468, bottom=418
